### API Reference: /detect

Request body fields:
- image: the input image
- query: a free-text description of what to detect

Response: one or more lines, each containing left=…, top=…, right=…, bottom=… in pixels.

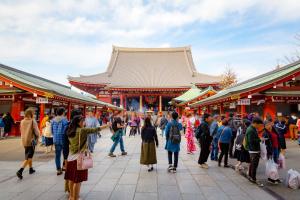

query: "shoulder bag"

left=77, top=130, right=93, bottom=170
left=31, top=120, right=37, bottom=147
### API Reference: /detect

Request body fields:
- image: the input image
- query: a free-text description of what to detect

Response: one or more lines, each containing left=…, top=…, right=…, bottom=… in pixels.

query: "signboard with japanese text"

left=36, top=97, right=48, bottom=104
left=237, top=99, right=250, bottom=105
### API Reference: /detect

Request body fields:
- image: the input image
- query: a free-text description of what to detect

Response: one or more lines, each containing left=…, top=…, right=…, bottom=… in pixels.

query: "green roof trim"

left=172, top=85, right=216, bottom=106
left=0, top=64, right=121, bottom=110
left=191, top=60, right=300, bottom=107
left=173, top=84, right=202, bottom=102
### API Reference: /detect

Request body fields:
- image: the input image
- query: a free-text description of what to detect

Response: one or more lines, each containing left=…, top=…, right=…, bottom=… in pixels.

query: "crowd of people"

left=15, top=106, right=300, bottom=199
left=0, top=112, right=15, bottom=139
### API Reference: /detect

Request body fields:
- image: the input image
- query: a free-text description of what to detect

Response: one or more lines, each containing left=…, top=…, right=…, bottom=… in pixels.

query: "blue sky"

left=0, top=0, right=300, bottom=85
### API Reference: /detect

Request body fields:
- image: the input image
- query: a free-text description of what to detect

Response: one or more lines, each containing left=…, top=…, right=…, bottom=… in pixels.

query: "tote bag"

left=77, top=131, right=93, bottom=170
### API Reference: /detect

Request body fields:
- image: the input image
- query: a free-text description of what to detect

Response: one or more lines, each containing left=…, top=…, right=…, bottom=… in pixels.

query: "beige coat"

left=20, top=118, right=40, bottom=147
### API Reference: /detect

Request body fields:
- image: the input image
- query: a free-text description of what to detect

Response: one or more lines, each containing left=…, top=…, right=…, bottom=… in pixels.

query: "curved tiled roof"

left=68, top=46, right=221, bottom=88
left=0, top=63, right=121, bottom=110
left=190, top=60, right=300, bottom=107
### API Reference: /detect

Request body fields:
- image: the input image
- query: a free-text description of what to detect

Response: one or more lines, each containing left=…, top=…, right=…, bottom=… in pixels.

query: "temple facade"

left=68, top=46, right=222, bottom=112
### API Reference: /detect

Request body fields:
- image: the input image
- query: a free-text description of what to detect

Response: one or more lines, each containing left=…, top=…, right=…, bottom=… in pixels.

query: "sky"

left=0, top=0, right=300, bottom=86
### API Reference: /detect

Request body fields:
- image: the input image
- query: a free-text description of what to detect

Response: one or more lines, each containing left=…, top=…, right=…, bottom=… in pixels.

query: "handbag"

left=77, top=131, right=93, bottom=170
left=31, top=120, right=37, bottom=147
left=111, top=129, right=121, bottom=141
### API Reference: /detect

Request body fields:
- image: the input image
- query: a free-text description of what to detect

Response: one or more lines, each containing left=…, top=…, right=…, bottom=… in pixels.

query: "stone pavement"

left=0, top=129, right=275, bottom=200
left=229, top=139, right=300, bottom=200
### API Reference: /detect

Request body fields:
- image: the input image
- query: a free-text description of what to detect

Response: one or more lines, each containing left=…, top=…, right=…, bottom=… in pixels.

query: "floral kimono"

left=185, top=119, right=196, bottom=153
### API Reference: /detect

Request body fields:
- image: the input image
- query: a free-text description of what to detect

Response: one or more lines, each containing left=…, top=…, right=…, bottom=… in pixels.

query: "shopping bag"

left=260, top=142, right=267, bottom=160
left=265, top=159, right=279, bottom=180
left=286, top=169, right=300, bottom=189
left=278, top=153, right=286, bottom=169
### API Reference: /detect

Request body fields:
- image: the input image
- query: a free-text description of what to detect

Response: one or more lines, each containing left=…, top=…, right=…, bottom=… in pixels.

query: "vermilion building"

left=191, top=60, right=300, bottom=120
left=68, top=46, right=222, bottom=112
left=0, top=64, right=120, bottom=136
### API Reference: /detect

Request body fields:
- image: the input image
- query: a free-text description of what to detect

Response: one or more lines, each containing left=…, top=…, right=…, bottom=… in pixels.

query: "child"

left=43, top=116, right=54, bottom=153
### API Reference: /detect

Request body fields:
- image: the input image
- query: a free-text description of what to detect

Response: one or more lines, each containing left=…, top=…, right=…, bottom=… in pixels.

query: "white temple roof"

left=68, top=46, right=221, bottom=88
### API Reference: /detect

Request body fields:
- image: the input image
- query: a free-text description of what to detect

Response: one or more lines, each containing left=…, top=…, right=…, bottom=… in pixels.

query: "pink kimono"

left=186, top=120, right=196, bottom=153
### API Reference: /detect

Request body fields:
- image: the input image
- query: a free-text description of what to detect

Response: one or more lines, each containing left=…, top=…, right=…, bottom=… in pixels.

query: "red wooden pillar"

left=109, top=93, right=113, bottom=104
left=159, top=95, right=162, bottom=112
left=11, top=99, right=24, bottom=136
left=124, top=95, right=127, bottom=110
left=120, top=95, right=124, bottom=108
left=263, top=101, right=276, bottom=120
left=241, top=105, right=246, bottom=116
left=139, top=95, right=143, bottom=112
left=219, top=104, right=224, bottom=115
left=11, top=100, right=23, bottom=122
left=39, top=103, right=45, bottom=131
left=83, top=105, right=87, bottom=117
left=206, top=106, right=211, bottom=114
left=67, top=102, right=71, bottom=120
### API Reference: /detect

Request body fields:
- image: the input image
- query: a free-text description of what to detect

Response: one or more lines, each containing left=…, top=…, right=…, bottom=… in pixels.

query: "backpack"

left=169, top=124, right=181, bottom=144
left=0, top=118, right=4, bottom=128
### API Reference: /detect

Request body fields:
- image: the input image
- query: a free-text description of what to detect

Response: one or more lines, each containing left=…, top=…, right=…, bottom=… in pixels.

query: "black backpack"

left=169, top=124, right=181, bottom=144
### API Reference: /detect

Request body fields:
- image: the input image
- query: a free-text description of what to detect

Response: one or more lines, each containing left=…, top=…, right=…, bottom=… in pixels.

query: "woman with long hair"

left=185, top=113, right=196, bottom=154
left=65, top=115, right=109, bottom=200
left=140, top=117, right=158, bottom=172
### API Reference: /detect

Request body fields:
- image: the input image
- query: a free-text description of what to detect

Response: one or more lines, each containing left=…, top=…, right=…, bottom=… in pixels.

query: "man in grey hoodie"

left=51, top=107, right=69, bottom=175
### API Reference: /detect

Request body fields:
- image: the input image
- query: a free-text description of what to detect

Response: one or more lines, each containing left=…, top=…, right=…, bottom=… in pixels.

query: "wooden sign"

left=229, top=102, right=236, bottom=109
left=230, top=94, right=240, bottom=100
left=237, top=99, right=250, bottom=105
left=36, top=97, right=48, bottom=104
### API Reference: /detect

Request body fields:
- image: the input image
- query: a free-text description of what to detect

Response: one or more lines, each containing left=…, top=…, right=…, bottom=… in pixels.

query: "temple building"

left=0, top=64, right=120, bottom=136
left=190, top=60, right=300, bottom=121
left=68, top=46, right=222, bottom=112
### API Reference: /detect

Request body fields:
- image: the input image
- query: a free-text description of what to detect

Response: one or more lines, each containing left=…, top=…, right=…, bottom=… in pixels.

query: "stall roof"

left=0, top=63, right=121, bottom=110
left=173, top=85, right=216, bottom=106
left=191, top=60, right=300, bottom=107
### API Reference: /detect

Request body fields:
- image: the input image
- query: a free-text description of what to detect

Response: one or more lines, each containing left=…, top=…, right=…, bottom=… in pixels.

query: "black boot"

left=29, top=168, right=36, bottom=174
left=16, top=168, right=24, bottom=179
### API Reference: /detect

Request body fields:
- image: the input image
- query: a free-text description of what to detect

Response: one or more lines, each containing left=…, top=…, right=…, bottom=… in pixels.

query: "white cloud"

left=0, top=0, right=300, bottom=84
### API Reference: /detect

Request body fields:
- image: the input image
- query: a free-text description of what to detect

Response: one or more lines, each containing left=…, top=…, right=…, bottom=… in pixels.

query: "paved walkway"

left=228, top=139, right=300, bottom=200
left=0, top=129, right=275, bottom=200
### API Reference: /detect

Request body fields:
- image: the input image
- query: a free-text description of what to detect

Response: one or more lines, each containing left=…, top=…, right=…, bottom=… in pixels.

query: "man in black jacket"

left=198, top=113, right=213, bottom=169
left=246, top=117, right=263, bottom=183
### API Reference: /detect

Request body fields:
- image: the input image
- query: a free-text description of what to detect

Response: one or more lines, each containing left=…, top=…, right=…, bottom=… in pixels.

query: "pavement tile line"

left=0, top=130, right=280, bottom=200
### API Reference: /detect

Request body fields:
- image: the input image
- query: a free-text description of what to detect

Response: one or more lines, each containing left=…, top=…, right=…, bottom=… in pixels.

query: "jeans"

left=110, top=135, right=125, bottom=153
left=168, top=151, right=179, bottom=168
left=161, top=128, right=165, bottom=137
left=0, top=127, right=4, bottom=138
left=42, top=136, right=45, bottom=145
left=249, top=153, right=260, bottom=181
left=210, top=138, right=219, bottom=161
left=55, top=144, right=69, bottom=170
left=218, top=143, right=229, bottom=166
left=289, top=124, right=297, bottom=140
left=273, top=148, right=279, bottom=163
left=298, top=131, right=300, bottom=144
